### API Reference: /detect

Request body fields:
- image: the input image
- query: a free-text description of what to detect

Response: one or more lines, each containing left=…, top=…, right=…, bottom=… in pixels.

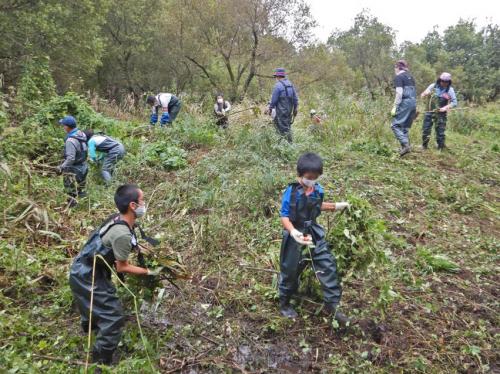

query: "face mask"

left=302, top=178, right=317, bottom=188
left=134, top=204, right=146, bottom=218
left=217, top=98, right=223, bottom=104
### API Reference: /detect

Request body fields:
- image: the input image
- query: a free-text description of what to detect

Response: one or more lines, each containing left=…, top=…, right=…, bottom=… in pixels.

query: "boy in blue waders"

left=69, top=184, right=163, bottom=365
left=279, top=152, right=351, bottom=324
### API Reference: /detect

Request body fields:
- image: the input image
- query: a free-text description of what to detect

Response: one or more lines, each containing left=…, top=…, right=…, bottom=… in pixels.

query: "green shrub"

left=350, top=140, right=392, bottom=157
left=3, top=93, right=121, bottom=161
left=144, top=143, right=187, bottom=170
left=173, top=117, right=218, bottom=147
left=448, top=110, right=483, bottom=135
left=14, top=56, right=56, bottom=118
left=24, top=92, right=116, bottom=129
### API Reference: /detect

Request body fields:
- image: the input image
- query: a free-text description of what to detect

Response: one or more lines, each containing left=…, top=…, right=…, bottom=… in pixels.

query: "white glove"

left=335, top=202, right=350, bottom=211
left=147, top=266, right=163, bottom=276
left=290, top=229, right=313, bottom=246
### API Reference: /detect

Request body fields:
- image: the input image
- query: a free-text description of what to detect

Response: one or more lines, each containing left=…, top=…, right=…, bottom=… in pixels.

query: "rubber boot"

left=325, top=304, right=351, bottom=326
left=102, top=170, right=112, bottom=184
left=67, top=196, right=78, bottom=208
left=399, top=144, right=411, bottom=157
left=92, top=347, right=114, bottom=365
left=279, top=297, right=298, bottom=319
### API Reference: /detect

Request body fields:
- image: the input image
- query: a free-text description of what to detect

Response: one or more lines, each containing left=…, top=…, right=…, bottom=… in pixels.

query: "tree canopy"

left=0, top=2, right=498, bottom=103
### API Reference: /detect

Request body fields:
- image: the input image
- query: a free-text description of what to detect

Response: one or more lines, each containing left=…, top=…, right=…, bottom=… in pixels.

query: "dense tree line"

left=0, top=1, right=498, bottom=105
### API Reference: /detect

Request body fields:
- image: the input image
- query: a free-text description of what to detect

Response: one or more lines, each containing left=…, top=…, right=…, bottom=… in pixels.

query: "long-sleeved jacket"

left=60, top=129, right=88, bottom=169
left=88, top=134, right=122, bottom=161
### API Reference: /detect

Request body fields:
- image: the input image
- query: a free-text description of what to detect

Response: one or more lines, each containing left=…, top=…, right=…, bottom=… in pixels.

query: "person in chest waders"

left=69, top=184, right=163, bottom=366
left=56, top=116, right=89, bottom=207
left=213, top=93, right=231, bottom=129
left=279, top=153, right=351, bottom=325
left=420, top=72, right=458, bottom=150
left=266, top=68, right=298, bottom=143
left=390, top=60, right=417, bottom=157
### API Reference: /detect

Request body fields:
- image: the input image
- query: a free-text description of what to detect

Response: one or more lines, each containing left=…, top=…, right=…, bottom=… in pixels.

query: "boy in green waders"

left=279, top=152, right=350, bottom=324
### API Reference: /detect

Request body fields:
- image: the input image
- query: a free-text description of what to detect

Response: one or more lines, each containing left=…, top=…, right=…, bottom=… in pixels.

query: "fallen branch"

left=238, top=264, right=279, bottom=274
left=32, top=354, right=87, bottom=366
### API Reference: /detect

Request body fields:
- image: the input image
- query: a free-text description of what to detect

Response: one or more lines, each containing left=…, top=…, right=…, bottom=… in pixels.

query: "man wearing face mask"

left=69, top=184, right=162, bottom=366
left=279, top=153, right=350, bottom=324
left=213, top=93, right=231, bottom=128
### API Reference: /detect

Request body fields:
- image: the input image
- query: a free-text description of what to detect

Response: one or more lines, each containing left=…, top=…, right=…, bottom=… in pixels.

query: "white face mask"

left=302, top=178, right=317, bottom=188
left=217, top=98, right=224, bottom=104
left=134, top=204, right=146, bottom=218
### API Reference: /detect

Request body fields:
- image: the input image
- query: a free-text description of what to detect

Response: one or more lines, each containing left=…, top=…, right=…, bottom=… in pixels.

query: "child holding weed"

left=69, top=184, right=163, bottom=365
left=279, top=152, right=350, bottom=324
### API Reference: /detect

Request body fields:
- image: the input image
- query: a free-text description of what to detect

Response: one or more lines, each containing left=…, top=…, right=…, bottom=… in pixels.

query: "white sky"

left=308, top=0, right=500, bottom=44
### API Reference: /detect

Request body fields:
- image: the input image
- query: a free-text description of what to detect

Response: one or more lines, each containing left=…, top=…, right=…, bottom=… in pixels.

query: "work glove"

left=150, top=113, right=158, bottom=125
left=335, top=202, right=350, bottom=211
left=56, top=166, right=63, bottom=175
left=160, top=112, right=170, bottom=125
left=146, top=266, right=164, bottom=276
left=290, top=228, right=313, bottom=246
left=264, top=108, right=270, bottom=115
left=390, top=105, right=397, bottom=117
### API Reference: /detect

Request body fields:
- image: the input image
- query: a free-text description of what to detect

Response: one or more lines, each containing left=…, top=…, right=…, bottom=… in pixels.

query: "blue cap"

left=58, top=115, right=77, bottom=128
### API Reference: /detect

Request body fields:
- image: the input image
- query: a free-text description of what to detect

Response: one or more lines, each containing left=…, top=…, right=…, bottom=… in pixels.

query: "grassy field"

left=0, top=94, right=498, bottom=373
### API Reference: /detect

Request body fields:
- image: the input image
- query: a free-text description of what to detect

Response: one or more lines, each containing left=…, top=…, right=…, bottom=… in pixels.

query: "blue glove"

left=150, top=113, right=158, bottom=125
left=160, top=112, right=170, bottom=126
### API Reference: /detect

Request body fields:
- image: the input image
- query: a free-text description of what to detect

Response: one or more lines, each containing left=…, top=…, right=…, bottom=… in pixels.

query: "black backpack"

left=77, top=214, right=159, bottom=277
left=77, top=215, right=133, bottom=277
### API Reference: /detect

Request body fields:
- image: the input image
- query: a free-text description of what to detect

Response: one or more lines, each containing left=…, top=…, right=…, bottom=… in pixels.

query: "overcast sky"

left=308, top=0, right=499, bottom=44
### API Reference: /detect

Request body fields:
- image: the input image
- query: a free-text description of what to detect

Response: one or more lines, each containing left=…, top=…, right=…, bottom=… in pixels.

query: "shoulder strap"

left=288, top=182, right=301, bottom=221
left=99, top=215, right=132, bottom=239
left=278, top=80, right=291, bottom=97
left=67, top=136, right=88, bottom=160
left=136, top=224, right=160, bottom=246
